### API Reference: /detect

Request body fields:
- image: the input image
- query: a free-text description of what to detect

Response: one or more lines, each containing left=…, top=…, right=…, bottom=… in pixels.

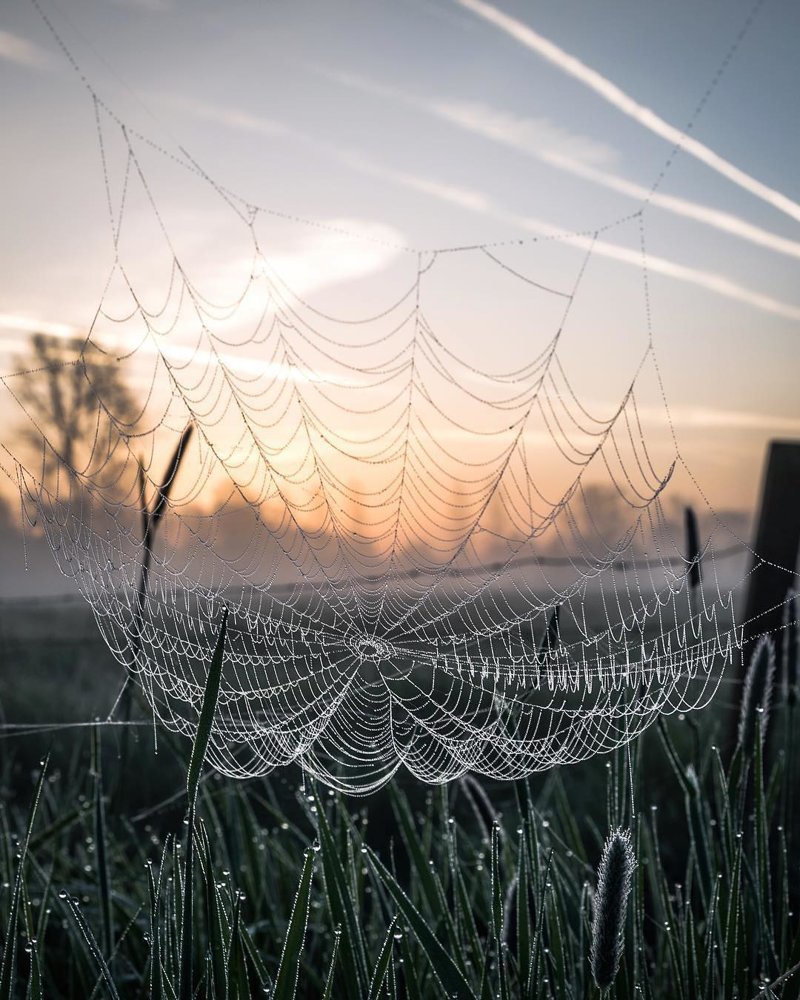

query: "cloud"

left=265, top=219, right=407, bottom=293
left=162, top=94, right=289, bottom=138
left=0, top=30, right=53, bottom=70
left=0, top=217, right=405, bottom=387
left=636, top=405, right=800, bottom=435
left=168, top=90, right=490, bottom=216
left=514, top=214, right=800, bottom=321
left=334, top=149, right=492, bottom=213
left=340, top=144, right=800, bottom=319
left=316, top=68, right=619, bottom=169
left=105, top=220, right=405, bottom=383
left=317, top=68, right=800, bottom=261
left=109, top=0, right=171, bottom=10
left=433, top=101, right=800, bottom=261
left=0, top=314, right=78, bottom=339
left=456, top=0, right=800, bottom=224
left=117, top=93, right=800, bottom=320
left=313, top=152, right=800, bottom=322
left=431, top=99, right=618, bottom=167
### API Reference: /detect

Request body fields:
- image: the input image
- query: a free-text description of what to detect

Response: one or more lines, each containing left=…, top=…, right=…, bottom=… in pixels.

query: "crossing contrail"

left=456, top=0, right=800, bottom=224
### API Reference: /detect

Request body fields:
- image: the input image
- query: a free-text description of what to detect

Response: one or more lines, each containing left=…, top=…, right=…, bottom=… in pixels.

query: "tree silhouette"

left=13, top=332, right=137, bottom=492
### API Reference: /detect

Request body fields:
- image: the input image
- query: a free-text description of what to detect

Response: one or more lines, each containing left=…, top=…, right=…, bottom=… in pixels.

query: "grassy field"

left=0, top=601, right=798, bottom=998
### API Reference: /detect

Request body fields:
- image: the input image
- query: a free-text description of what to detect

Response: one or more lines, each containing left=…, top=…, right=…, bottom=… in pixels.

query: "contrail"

left=355, top=162, right=800, bottom=321
left=435, top=102, right=800, bottom=261
left=316, top=69, right=800, bottom=260
left=158, top=93, right=800, bottom=320
left=456, top=0, right=800, bottom=224
left=516, top=218, right=800, bottom=322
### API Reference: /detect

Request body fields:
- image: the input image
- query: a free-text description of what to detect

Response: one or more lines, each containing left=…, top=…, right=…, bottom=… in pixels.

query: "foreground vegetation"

left=1, top=628, right=799, bottom=998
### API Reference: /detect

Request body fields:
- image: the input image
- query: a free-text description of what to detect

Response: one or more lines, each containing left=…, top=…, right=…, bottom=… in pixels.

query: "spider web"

left=0, top=6, right=784, bottom=793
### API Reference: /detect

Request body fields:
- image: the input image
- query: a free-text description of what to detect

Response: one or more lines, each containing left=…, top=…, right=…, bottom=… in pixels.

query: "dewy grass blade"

left=86, top=904, right=145, bottom=1000
left=0, top=754, right=49, bottom=1000
left=186, top=608, right=229, bottom=812
left=148, top=423, right=195, bottom=530
left=24, top=938, right=42, bottom=1000
left=389, top=785, right=461, bottom=961
left=366, top=916, right=398, bottom=1000
left=92, top=725, right=114, bottom=960
left=398, top=928, right=422, bottom=1000
left=241, top=922, right=271, bottom=995
left=722, top=832, right=743, bottom=1000
left=490, top=822, right=509, bottom=1000
left=452, top=839, right=483, bottom=973
left=311, top=786, right=369, bottom=996
left=321, top=928, right=341, bottom=1000
left=753, top=714, right=776, bottom=969
left=147, top=859, right=165, bottom=1000
left=180, top=607, right=229, bottom=1000
left=367, top=847, right=476, bottom=999
left=272, top=846, right=315, bottom=1000
left=527, top=847, right=554, bottom=1000
left=137, top=422, right=196, bottom=616
left=389, top=785, right=438, bottom=911
left=20, top=881, right=42, bottom=1000
left=516, top=822, right=531, bottom=991
left=60, top=893, right=121, bottom=1000
left=490, top=822, right=503, bottom=941
left=121, top=423, right=196, bottom=773
left=196, top=820, right=229, bottom=1000
left=226, top=885, right=248, bottom=1000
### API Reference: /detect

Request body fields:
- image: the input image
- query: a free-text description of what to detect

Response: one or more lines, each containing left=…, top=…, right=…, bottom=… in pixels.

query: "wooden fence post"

left=742, top=439, right=800, bottom=669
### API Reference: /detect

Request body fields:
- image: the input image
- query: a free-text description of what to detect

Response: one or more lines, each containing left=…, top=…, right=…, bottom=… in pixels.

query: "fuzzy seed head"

left=590, top=827, right=636, bottom=991
left=737, top=635, right=776, bottom=753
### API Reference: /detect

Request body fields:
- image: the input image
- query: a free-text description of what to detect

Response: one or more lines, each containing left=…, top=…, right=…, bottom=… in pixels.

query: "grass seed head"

left=590, top=827, right=636, bottom=992
left=737, top=634, right=776, bottom=753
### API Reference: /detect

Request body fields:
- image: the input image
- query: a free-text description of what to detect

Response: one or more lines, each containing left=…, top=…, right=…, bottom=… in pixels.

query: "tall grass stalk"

left=119, top=423, right=194, bottom=766
left=180, top=606, right=227, bottom=1000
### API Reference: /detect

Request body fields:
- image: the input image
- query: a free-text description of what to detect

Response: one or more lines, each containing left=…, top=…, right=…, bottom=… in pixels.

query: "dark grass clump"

left=3, top=659, right=800, bottom=997
left=590, top=827, right=636, bottom=992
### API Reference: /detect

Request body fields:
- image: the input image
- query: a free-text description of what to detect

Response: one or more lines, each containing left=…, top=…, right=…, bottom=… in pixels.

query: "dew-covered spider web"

left=1, top=6, right=790, bottom=794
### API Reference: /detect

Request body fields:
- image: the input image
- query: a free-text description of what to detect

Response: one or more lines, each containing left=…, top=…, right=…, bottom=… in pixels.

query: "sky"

left=1, top=0, right=799, bottom=522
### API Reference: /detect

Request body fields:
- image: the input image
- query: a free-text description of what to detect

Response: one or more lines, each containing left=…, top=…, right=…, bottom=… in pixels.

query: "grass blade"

left=490, top=822, right=509, bottom=1000
left=367, top=847, right=476, bottom=999
left=181, top=607, right=229, bottom=1000
left=92, top=725, right=114, bottom=959
left=367, top=916, right=398, bottom=1000
left=321, top=928, right=341, bottom=1000
left=148, top=423, right=195, bottom=530
left=0, top=755, right=48, bottom=1000
left=312, top=787, right=369, bottom=997
left=60, top=893, right=121, bottom=1000
left=196, top=820, right=229, bottom=1000
left=186, top=608, right=229, bottom=812
left=272, top=847, right=315, bottom=1000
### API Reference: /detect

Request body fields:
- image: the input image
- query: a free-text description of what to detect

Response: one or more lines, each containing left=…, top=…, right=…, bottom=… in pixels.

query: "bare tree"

left=12, top=333, right=137, bottom=492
